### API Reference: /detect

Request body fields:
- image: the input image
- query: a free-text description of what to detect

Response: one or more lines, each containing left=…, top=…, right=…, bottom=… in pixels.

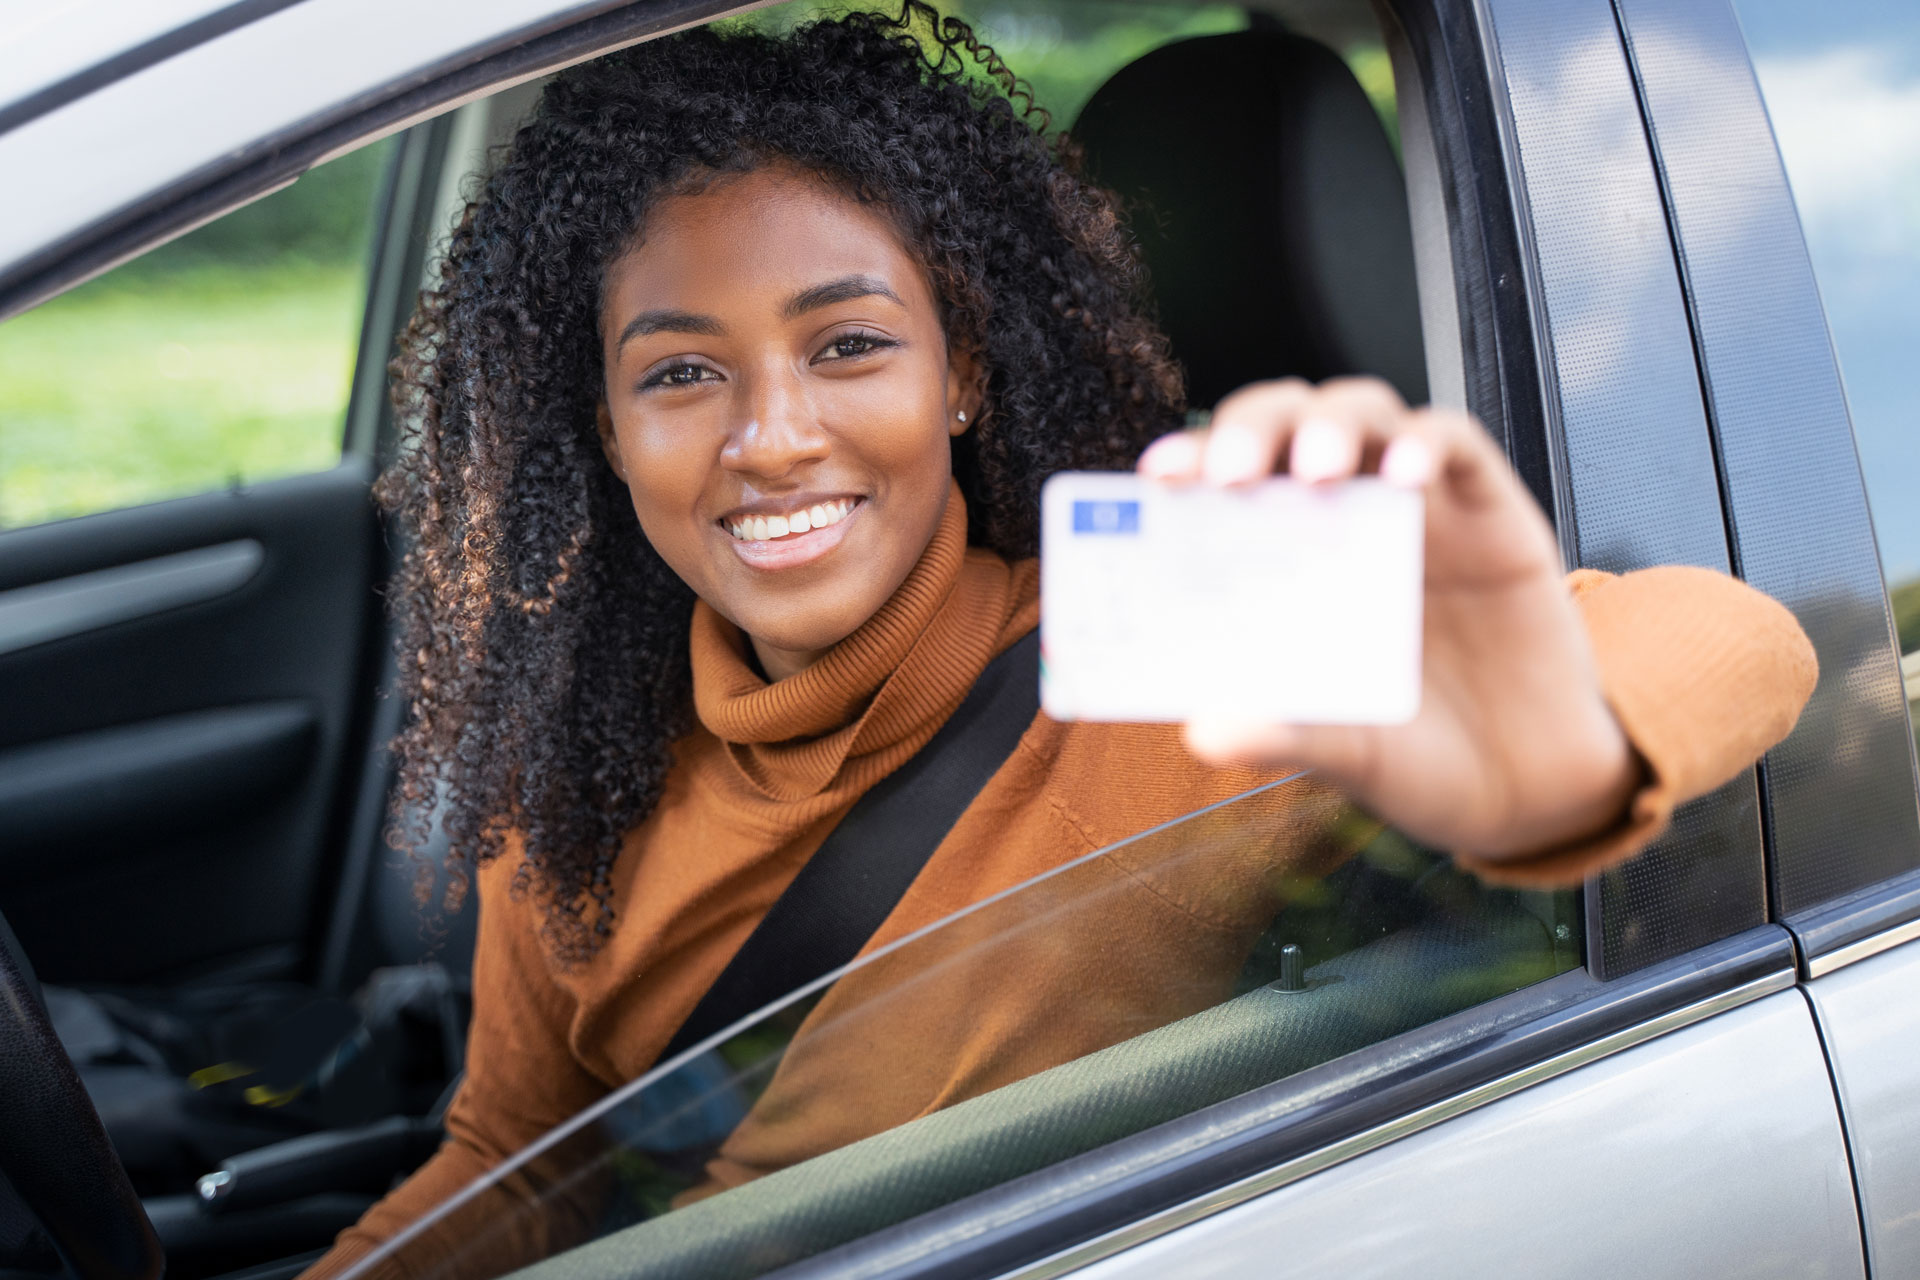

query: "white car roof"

left=0, top=0, right=247, bottom=120
left=0, top=0, right=750, bottom=319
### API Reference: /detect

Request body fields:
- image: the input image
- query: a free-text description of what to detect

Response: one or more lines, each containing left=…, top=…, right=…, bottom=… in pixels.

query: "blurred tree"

left=118, top=137, right=394, bottom=279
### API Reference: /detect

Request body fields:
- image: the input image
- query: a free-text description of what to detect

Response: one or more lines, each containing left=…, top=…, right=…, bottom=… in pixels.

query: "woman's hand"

left=1139, top=376, right=1641, bottom=861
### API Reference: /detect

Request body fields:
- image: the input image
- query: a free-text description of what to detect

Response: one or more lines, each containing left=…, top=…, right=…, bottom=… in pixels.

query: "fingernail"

left=1290, top=419, right=1353, bottom=483
left=1203, top=427, right=1269, bottom=485
left=1382, top=437, right=1437, bottom=488
left=1139, top=432, right=1202, bottom=480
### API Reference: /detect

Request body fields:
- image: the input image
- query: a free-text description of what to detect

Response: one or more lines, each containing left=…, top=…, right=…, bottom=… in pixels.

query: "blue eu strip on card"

left=1072, top=499, right=1139, bottom=534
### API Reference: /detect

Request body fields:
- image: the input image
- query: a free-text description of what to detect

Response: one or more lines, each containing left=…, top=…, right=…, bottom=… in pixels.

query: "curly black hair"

left=381, top=2, right=1185, bottom=961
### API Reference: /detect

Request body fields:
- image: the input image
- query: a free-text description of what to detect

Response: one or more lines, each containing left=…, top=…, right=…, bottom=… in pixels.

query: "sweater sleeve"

left=1453, top=565, right=1818, bottom=887
left=302, top=852, right=610, bottom=1280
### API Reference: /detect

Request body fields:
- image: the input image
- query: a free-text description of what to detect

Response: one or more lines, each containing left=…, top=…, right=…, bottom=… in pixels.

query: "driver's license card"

left=1040, top=472, right=1423, bottom=724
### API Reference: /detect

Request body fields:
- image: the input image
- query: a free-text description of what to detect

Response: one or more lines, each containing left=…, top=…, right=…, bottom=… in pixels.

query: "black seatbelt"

left=656, top=628, right=1041, bottom=1066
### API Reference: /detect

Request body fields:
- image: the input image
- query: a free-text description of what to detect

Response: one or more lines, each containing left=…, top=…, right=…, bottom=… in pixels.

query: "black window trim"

left=1609, top=0, right=1920, bottom=962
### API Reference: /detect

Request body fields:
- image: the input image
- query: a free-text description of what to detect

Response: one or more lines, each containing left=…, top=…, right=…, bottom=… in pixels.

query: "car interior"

left=0, top=3, right=1579, bottom=1278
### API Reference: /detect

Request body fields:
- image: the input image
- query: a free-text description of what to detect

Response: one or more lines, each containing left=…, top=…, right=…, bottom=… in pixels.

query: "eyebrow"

left=782, top=273, right=903, bottom=319
left=615, top=274, right=904, bottom=351
left=616, top=308, right=726, bottom=349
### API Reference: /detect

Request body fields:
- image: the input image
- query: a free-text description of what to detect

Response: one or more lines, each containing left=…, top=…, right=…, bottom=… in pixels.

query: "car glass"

left=351, top=777, right=1578, bottom=1280
left=1731, top=0, right=1920, bottom=744
left=0, top=139, right=392, bottom=529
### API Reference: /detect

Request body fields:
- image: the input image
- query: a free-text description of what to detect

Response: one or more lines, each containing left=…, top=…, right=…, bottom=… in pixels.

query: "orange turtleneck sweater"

left=311, top=488, right=1816, bottom=1279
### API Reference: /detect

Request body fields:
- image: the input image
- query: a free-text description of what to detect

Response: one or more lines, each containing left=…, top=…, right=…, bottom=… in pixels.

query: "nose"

left=720, top=368, right=828, bottom=480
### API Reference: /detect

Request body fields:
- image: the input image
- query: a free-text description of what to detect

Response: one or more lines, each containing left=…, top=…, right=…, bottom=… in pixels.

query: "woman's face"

left=598, top=166, right=976, bottom=681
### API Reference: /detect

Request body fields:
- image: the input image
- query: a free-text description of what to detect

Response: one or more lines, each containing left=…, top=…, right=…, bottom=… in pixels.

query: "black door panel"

left=0, top=462, right=379, bottom=982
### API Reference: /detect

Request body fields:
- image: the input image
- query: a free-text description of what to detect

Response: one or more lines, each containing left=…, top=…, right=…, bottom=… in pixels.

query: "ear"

left=596, top=400, right=628, bottom=483
left=947, top=344, right=984, bottom=439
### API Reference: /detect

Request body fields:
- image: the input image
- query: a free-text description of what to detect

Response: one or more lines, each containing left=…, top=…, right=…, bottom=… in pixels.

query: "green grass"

left=0, top=261, right=364, bottom=529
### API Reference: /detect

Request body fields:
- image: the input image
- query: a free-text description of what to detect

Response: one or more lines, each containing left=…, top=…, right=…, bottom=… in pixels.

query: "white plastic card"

left=1039, top=472, right=1424, bottom=724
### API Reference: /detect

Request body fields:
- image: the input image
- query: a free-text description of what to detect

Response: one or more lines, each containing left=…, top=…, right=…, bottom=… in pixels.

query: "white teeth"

left=726, top=499, right=858, bottom=541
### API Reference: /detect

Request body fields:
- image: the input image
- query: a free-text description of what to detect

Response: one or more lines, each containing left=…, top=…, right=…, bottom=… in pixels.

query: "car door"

left=0, top=112, right=402, bottom=986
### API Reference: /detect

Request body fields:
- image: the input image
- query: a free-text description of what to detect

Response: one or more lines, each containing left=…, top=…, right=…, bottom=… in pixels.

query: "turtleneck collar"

left=689, top=482, right=1036, bottom=802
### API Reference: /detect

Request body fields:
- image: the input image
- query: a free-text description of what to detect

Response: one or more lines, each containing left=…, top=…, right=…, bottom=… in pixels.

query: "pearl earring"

left=956, top=411, right=968, bottom=423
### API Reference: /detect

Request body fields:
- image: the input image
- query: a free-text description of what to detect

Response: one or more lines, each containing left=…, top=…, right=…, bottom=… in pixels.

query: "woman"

left=312, top=5, right=1816, bottom=1275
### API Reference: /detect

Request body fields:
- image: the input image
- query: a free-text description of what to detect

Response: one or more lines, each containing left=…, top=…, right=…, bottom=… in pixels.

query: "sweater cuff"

left=1454, top=565, right=1817, bottom=889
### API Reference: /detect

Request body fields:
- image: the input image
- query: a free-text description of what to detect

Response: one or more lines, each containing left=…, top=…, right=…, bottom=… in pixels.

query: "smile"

left=718, top=496, right=865, bottom=571
left=724, top=497, right=857, bottom=543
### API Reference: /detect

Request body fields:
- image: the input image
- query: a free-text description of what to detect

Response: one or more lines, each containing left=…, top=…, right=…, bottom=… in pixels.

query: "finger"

left=1138, top=430, right=1205, bottom=482
left=1201, top=380, right=1313, bottom=485
left=1199, top=376, right=1418, bottom=487
left=1288, top=417, right=1364, bottom=484
left=1287, top=378, right=1414, bottom=481
left=1381, top=434, right=1437, bottom=489
left=1405, top=407, right=1513, bottom=509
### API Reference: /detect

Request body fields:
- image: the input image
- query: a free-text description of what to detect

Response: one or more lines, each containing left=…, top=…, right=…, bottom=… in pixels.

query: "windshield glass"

left=350, top=776, right=1574, bottom=1280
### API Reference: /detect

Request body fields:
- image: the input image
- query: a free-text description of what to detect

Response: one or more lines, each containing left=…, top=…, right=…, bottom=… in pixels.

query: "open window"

left=334, top=4, right=1580, bottom=1277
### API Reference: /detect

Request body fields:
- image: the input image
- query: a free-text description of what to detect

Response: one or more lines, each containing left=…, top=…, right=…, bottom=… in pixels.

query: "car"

left=1, top=0, right=1916, bottom=1277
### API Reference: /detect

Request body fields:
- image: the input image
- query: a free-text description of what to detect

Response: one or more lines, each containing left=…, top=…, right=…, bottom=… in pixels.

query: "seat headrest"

left=1073, top=30, right=1428, bottom=410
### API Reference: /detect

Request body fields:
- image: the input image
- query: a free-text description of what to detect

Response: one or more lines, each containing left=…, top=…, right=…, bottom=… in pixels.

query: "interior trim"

left=1008, top=969, right=1793, bottom=1279
left=0, top=702, right=317, bottom=860
left=0, top=539, right=263, bottom=657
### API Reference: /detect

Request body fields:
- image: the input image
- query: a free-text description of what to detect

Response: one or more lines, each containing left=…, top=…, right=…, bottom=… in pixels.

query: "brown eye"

left=641, top=361, right=718, bottom=390
left=814, top=331, right=897, bottom=363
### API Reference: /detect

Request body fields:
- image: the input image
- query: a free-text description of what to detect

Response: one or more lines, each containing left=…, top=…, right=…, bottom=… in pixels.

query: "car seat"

left=1072, top=27, right=1428, bottom=408
left=35, top=811, right=478, bottom=1277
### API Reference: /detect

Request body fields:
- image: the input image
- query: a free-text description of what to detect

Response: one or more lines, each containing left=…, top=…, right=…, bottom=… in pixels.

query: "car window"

left=318, top=6, right=1584, bottom=1279
left=352, top=779, right=1576, bottom=1280
left=1732, top=0, right=1920, bottom=746
left=0, top=139, right=392, bottom=529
